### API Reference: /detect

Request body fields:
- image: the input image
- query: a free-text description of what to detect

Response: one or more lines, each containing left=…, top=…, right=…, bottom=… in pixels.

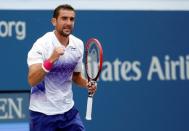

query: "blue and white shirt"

left=27, top=31, right=84, bottom=115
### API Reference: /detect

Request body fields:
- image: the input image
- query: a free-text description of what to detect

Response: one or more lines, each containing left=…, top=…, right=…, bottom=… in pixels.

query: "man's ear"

left=51, top=18, right=56, bottom=26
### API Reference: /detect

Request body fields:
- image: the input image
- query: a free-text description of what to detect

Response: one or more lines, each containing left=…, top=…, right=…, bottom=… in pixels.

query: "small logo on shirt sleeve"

left=36, top=51, right=42, bottom=55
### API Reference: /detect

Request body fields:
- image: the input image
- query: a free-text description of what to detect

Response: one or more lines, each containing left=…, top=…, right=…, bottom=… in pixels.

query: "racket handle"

left=85, top=96, right=93, bottom=120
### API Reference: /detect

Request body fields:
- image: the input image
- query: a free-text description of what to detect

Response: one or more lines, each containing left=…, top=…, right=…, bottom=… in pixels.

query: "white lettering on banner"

left=147, top=56, right=164, bottom=80
left=147, top=55, right=189, bottom=80
left=0, top=20, right=26, bottom=40
left=82, top=55, right=189, bottom=82
left=101, top=58, right=142, bottom=81
left=0, top=97, right=25, bottom=119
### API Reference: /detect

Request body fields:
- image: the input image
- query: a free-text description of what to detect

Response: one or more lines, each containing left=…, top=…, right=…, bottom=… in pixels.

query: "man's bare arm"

left=28, top=46, right=65, bottom=87
left=28, top=63, right=46, bottom=87
left=72, top=72, right=88, bottom=88
left=72, top=72, right=96, bottom=94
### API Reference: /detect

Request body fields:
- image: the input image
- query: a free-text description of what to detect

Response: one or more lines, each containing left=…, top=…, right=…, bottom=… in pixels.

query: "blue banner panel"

left=0, top=92, right=29, bottom=123
left=0, top=10, right=189, bottom=131
left=0, top=122, right=28, bottom=131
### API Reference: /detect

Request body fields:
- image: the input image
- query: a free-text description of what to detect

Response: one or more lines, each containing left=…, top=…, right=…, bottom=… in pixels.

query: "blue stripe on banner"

left=0, top=123, right=29, bottom=131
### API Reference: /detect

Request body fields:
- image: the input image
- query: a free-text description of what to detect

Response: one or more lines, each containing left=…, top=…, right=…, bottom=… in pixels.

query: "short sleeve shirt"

left=27, top=31, right=84, bottom=115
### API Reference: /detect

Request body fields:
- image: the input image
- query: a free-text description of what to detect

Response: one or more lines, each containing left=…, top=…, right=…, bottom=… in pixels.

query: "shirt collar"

left=52, top=30, right=74, bottom=48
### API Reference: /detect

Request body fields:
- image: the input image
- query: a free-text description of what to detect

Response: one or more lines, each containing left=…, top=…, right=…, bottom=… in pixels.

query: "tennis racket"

left=85, top=38, right=103, bottom=120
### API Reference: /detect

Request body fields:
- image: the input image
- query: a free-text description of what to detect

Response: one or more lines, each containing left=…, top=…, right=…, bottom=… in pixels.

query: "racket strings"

left=87, top=43, right=100, bottom=79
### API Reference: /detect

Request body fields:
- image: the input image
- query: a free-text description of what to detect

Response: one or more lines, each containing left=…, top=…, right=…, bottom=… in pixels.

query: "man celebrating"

left=27, top=4, right=96, bottom=131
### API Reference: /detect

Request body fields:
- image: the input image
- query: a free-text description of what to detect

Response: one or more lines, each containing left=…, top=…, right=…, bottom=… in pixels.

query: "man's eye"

left=62, top=17, right=67, bottom=20
left=70, top=18, right=74, bottom=21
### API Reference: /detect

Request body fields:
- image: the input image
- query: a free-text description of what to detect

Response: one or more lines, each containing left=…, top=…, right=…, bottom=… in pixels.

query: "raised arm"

left=28, top=46, right=65, bottom=87
left=28, top=63, right=46, bottom=87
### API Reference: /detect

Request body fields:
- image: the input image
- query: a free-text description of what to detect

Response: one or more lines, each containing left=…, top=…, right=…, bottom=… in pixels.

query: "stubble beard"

left=60, top=27, right=73, bottom=37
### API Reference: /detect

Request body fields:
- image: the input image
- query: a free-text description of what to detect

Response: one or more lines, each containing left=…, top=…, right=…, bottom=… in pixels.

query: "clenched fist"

left=49, top=46, right=65, bottom=63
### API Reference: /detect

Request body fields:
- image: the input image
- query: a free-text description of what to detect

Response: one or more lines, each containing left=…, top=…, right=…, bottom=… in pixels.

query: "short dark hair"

left=53, top=4, right=75, bottom=18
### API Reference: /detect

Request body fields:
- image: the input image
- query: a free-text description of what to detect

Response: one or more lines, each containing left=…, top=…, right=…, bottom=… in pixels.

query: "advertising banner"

left=0, top=10, right=189, bottom=131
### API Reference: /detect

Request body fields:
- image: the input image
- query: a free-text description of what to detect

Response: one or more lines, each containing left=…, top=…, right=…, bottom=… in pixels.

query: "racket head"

left=85, top=38, right=103, bottom=81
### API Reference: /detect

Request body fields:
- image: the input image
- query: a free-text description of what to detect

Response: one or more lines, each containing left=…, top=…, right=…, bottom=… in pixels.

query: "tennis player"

left=27, top=4, right=96, bottom=131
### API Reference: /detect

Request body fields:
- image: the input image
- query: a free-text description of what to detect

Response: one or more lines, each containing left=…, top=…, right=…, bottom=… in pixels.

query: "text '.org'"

left=0, top=20, right=26, bottom=40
